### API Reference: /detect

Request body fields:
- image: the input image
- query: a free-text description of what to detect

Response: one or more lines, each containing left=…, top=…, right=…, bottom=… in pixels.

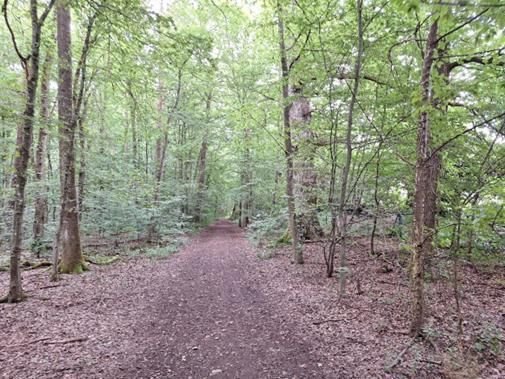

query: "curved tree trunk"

left=2, top=0, right=56, bottom=302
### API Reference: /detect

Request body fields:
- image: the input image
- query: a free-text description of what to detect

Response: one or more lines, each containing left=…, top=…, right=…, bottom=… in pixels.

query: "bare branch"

left=436, top=8, right=489, bottom=43
left=38, top=0, right=57, bottom=26
left=2, top=0, right=29, bottom=67
left=430, top=111, right=505, bottom=158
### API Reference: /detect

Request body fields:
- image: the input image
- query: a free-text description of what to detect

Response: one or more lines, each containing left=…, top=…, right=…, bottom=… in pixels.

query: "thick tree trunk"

left=291, top=92, right=323, bottom=240
left=277, top=3, right=302, bottom=264
left=2, top=0, right=56, bottom=303
left=33, top=50, right=53, bottom=248
left=410, top=20, right=438, bottom=337
left=57, top=0, right=83, bottom=274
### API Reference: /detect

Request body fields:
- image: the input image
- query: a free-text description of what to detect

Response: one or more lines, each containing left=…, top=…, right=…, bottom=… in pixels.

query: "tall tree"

left=33, top=49, right=53, bottom=250
left=56, top=0, right=83, bottom=274
left=1, top=0, right=56, bottom=303
left=277, top=1, right=303, bottom=264
left=410, top=18, right=439, bottom=337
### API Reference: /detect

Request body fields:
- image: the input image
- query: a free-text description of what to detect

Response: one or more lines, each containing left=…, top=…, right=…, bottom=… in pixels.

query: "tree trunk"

left=277, top=2, right=302, bottom=264
left=126, top=82, right=138, bottom=166
left=291, top=90, right=323, bottom=240
left=370, top=141, right=382, bottom=256
left=33, top=50, right=53, bottom=249
left=148, top=67, right=184, bottom=240
left=194, top=92, right=211, bottom=223
left=423, top=153, right=440, bottom=277
left=74, top=11, right=96, bottom=220
left=410, top=20, right=439, bottom=337
left=77, top=111, right=86, bottom=219
left=337, top=0, right=364, bottom=296
left=2, top=0, right=56, bottom=303
left=194, top=137, right=208, bottom=222
left=56, top=0, right=83, bottom=274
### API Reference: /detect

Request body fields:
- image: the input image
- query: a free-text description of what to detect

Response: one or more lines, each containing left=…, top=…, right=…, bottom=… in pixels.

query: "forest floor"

left=0, top=220, right=504, bottom=378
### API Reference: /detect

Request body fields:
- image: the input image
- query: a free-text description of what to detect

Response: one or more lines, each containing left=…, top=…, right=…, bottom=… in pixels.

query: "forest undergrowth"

left=0, top=221, right=503, bottom=378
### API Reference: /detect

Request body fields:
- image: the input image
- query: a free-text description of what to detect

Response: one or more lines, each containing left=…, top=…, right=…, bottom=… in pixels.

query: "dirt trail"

left=117, top=220, right=327, bottom=378
left=1, top=221, right=328, bottom=379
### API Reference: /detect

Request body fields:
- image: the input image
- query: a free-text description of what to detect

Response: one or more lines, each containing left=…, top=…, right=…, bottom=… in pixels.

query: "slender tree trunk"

left=2, top=0, right=56, bottom=303
left=423, top=153, right=440, bottom=277
left=73, top=11, right=96, bottom=220
left=33, top=50, right=53, bottom=249
left=127, top=82, right=138, bottom=166
left=194, top=94, right=211, bottom=223
left=56, top=0, right=83, bottom=274
left=370, top=141, right=382, bottom=256
left=410, top=20, right=439, bottom=337
left=148, top=67, right=184, bottom=240
left=338, top=0, right=364, bottom=296
left=77, top=110, right=86, bottom=219
left=154, top=79, right=165, bottom=180
left=277, top=2, right=302, bottom=264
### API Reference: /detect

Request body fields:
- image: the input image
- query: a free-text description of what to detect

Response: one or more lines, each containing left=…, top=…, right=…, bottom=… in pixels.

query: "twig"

left=418, top=359, right=442, bottom=365
left=385, top=339, right=417, bottom=371
left=38, top=284, right=64, bottom=290
left=313, top=313, right=359, bottom=325
left=43, top=337, right=88, bottom=345
left=6, top=337, right=52, bottom=348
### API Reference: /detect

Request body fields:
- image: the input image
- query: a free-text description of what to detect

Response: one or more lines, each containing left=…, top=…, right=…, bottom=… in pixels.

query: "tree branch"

left=436, top=8, right=489, bottom=43
left=429, top=111, right=505, bottom=159
left=2, top=0, right=29, bottom=68
left=38, top=0, right=57, bottom=26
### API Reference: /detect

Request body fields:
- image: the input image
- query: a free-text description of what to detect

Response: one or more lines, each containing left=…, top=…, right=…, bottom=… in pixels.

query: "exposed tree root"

left=58, top=260, right=88, bottom=274
left=0, top=292, right=26, bottom=303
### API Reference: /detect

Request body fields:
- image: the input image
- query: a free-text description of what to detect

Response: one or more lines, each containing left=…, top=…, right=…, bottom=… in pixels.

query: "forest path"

left=1, top=220, right=330, bottom=379
left=116, top=219, right=327, bottom=378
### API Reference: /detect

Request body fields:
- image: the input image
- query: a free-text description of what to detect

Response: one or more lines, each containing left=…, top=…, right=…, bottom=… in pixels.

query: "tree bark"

left=277, top=2, right=303, bottom=264
left=2, top=0, right=56, bottom=303
left=73, top=11, right=96, bottom=219
left=194, top=93, right=212, bottom=223
left=56, top=0, right=83, bottom=274
left=291, top=91, right=323, bottom=240
left=126, top=82, right=138, bottom=166
left=33, top=50, right=53, bottom=249
left=410, top=20, right=439, bottom=337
